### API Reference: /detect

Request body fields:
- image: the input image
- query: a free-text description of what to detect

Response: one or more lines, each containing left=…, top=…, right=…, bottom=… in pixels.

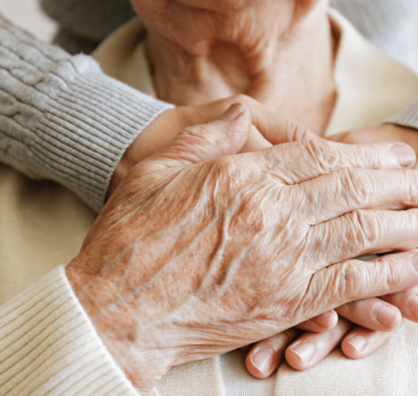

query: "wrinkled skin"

left=110, top=92, right=418, bottom=378
left=109, top=95, right=312, bottom=195
left=131, top=0, right=336, bottom=134
left=123, top=0, right=418, bottom=376
left=246, top=125, right=418, bottom=378
left=67, top=107, right=418, bottom=392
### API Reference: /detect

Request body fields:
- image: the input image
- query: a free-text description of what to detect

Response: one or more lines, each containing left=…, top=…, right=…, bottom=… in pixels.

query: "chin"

left=173, top=0, right=268, bottom=12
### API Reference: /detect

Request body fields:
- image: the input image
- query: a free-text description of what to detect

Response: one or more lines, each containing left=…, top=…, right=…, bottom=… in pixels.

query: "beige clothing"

left=1, top=8, right=418, bottom=396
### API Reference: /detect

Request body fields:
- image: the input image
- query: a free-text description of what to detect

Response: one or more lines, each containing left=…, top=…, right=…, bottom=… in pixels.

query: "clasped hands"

left=68, top=98, right=418, bottom=392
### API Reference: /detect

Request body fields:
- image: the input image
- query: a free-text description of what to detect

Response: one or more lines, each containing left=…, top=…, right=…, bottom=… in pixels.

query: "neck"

left=144, top=0, right=337, bottom=134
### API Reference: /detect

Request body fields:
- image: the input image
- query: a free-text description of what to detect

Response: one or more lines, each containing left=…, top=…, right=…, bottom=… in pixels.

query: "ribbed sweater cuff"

left=36, top=55, right=174, bottom=212
left=0, top=266, right=139, bottom=396
left=386, top=97, right=418, bottom=130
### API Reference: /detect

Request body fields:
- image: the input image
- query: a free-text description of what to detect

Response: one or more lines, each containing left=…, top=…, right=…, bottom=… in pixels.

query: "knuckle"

left=339, top=264, right=366, bottom=301
left=386, top=263, right=402, bottom=288
left=303, top=139, right=344, bottom=172
left=338, top=168, right=372, bottom=206
left=213, top=156, right=237, bottom=182
left=284, top=120, right=311, bottom=142
left=346, top=210, right=380, bottom=250
left=403, top=172, right=418, bottom=204
left=232, top=194, right=267, bottom=234
left=380, top=256, right=402, bottom=288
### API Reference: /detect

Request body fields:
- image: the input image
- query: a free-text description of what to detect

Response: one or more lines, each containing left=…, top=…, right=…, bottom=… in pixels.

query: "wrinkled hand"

left=67, top=105, right=418, bottom=391
left=246, top=123, right=418, bottom=378
left=108, top=94, right=315, bottom=195
left=329, top=123, right=418, bottom=167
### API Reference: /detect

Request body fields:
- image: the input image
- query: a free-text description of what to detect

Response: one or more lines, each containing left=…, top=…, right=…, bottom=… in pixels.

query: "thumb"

left=148, top=103, right=252, bottom=169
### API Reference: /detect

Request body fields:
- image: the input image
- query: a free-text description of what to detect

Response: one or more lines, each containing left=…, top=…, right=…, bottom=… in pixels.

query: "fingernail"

left=408, top=295, right=418, bottom=320
left=374, top=303, right=399, bottom=328
left=250, top=348, right=275, bottom=374
left=219, top=103, right=245, bottom=122
left=347, top=335, right=366, bottom=353
left=313, top=311, right=335, bottom=328
left=290, top=342, right=315, bottom=365
left=413, top=254, right=418, bottom=272
left=390, top=144, right=415, bottom=167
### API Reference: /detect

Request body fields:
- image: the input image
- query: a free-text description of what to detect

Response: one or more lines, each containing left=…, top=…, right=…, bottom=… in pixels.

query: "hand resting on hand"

left=67, top=104, right=418, bottom=391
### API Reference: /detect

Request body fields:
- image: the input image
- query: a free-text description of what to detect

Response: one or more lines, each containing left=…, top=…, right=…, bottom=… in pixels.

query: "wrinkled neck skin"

left=139, top=0, right=336, bottom=134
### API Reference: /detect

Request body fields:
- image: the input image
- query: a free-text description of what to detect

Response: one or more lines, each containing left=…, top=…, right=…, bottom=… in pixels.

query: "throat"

left=145, top=16, right=338, bottom=136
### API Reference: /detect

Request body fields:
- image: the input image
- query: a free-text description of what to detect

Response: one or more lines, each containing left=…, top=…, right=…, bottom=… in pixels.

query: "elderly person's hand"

left=329, top=124, right=418, bottom=167
left=245, top=123, right=418, bottom=378
left=113, top=95, right=418, bottom=378
left=108, top=95, right=317, bottom=196
left=67, top=104, right=418, bottom=391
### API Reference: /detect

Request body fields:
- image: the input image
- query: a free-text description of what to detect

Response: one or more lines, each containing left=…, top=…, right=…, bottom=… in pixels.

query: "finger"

left=246, top=329, right=297, bottom=379
left=261, top=139, right=415, bottom=185
left=236, top=96, right=317, bottom=144
left=304, top=251, right=418, bottom=316
left=147, top=103, right=251, bottom=169
left=296, top=310, right=339, bottom=333
left=181, top=95, right=317, bottom=145
left=244, top=311, right=337, bottom=378
left=327, top=126, right=388, bottom=144
left=264, top=119, right=318, bottom=145
left=336, top=299, right=402, bottom=332
left=341, top=326, right=396, bottom=359
left=300, top=167, right=418, bottom=225
left=245, top=106, right=318, bottom=145
left=308, top=209, right=418, bottom=267
left=381, top=287, right=418, bottom=323
left=285, top=318, right=351, bottom=371
left=327, top=124, right=417, bottom=146
left=307, top=208, right=416, bottom=265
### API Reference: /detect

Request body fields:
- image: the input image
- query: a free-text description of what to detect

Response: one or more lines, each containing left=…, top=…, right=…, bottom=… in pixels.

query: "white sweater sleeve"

left=0, top=266, right=139, bottom=396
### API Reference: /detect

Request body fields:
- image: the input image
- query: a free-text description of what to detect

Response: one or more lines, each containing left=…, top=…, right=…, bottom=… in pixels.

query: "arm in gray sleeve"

left=0, top=14, right=174, bottom=212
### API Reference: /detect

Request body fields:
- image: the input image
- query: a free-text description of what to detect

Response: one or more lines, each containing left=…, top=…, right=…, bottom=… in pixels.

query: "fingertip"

left=285, top=341, right=315, bottom=371
left=314, top=310, right=339, bottom=331
left=341, top=336, right=365, bottom=359
left=342, top=327, right=394, bottom=360
left=218, top=103, right=245, bottom=122
left=390, top=143, right=416, bottom=168
left=298, top=311, right=338, bottom=333
left=377, top=142, right=416, bottom=169
left=407, top=294, right=418, bottom=322
left=246, top=347, right=278, bottom=379
left=374, top=303, right=402, bottom=332
left=218, top=103, right=253, bottom=154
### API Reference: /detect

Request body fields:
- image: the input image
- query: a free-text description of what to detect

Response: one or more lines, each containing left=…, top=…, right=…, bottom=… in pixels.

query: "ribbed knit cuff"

left=387, top=97, right=418, bottom=131
left=0, top=266, right=139, bottom=396
left=34, top=55, right=174, bottom=212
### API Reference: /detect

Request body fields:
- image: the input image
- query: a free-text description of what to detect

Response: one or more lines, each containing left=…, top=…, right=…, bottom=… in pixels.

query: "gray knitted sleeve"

left=0, top=14, right=174, bottom=212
